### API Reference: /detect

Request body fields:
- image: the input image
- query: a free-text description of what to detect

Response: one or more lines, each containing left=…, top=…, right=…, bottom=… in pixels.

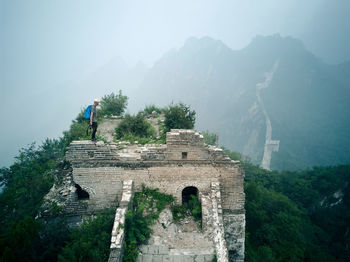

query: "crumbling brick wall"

left=65, top=129, right=245, bottom=261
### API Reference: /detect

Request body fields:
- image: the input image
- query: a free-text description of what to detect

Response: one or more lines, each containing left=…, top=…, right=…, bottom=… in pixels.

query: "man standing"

left=90, top=98, right=100, bottom=142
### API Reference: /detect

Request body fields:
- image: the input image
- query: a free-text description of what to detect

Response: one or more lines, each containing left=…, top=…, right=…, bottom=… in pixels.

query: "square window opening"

left=182, top=152, right=188, bottom=159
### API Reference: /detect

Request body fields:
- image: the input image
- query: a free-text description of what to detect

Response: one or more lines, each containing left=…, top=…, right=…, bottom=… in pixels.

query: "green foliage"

left=142, top=104, right=163, bottom=115
left=60, top=108, right=97, bottom=145
left=74, top=109, right=87, bottom=123
left=62, top=108, right=109, bottom=143
left=115, top=113, right=156, bottom=143
left=202, top=130, right=217, bottom=146
left=63, top=120, right=91, bottom=142
left=0, top=105, right=116, bottom=262
left=38, top=218, right=70, bottom=262
left=171, top=195, right=202, bottom=226
left=164, top=103, right=196, bottom=132
left=171, top=205, right=186, bottom=221
left=0, top=216, right=41, bottom=262
left=245, top=182, right=305, bottom=261
left=47, top=201, right=65, bottom=216
left=0, top=142, right=58, bottom=232
left=188, top=195, right=202, bottom=222
left=221, top=146, right=242, bottom=161
left=123, top=185, right=175, bottom=262
left=58, top=209, right=114, bottom=262
left=244, top=163, right=350, bottom=262
left=100, top=90, right=128, bottom=117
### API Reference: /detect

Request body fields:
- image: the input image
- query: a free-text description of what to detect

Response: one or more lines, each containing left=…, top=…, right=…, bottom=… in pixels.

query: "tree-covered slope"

left=1, top=129, right=349, bottom=261
left=244, top=163, right=350, bottom=261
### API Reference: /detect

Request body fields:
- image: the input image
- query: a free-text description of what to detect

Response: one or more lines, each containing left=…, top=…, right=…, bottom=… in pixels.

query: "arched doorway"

left=75, top=184, right=90, bottom=200
left=182, top=186, right=198, bottom=205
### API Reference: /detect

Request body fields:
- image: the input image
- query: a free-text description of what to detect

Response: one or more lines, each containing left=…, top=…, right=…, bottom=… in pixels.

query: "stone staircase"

left=137, top=245, right=214, bottom=262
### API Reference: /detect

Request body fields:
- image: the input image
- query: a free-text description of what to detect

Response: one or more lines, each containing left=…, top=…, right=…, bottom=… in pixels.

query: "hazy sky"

left=1, top=0, right=350, bottom=167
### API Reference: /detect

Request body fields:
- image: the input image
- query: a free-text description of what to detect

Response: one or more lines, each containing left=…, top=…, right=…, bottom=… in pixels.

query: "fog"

left=1, top=0, right=350, bottom=167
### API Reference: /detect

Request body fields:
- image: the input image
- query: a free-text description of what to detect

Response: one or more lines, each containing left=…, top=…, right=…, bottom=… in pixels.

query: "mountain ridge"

left=127, top=35, right=350, bottom=170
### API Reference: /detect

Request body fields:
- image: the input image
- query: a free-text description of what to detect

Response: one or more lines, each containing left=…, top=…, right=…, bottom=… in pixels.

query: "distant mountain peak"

left=246, top=34, right=306, bottom=53
left=182, top=36, right=230, bottom=52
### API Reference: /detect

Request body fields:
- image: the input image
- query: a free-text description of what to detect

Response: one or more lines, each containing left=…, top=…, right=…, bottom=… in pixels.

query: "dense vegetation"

left=115, top=113, right=157, bottom=144
left=58, top=209, right=114, bottom=262
left=243, top=162, right=350, bottom=262
left=123, top=185, right=175, bottom=261
left=114, top=102, right=196, bottom=144
left=123, top=185, right=202, bottom=262
left=0, top=98, right=118, bottom=261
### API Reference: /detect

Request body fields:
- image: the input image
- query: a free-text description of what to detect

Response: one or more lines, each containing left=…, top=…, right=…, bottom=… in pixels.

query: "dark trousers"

left=91, top=122, right=98, bottom=140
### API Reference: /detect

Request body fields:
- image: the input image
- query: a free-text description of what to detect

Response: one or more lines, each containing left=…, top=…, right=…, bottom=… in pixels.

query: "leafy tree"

left=0, top=142, right=57, bottom=232
left=100, top=90, right=128, bottom=117
left=164, top=103, right=195, bottom=132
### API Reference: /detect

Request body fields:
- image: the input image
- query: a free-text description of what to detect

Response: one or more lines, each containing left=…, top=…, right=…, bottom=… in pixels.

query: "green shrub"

left=221, top=147, right=242, bottom=161
left=115, top=113, right=156, bottom=140
left=63, top=121, right=91, bottom=142
left=100, top=90, right=128, bottom=117
left=171, top=205, right=186, bottom=221
left=187, top=195, right=202, bottom=222
left=123, top=185, right=175, bottom=262
left=143, top=104, right=163, bottom=115
left=0, top=142, right=57, bottom=231
left=171, top=195, right=202, bottom=225
left=164, top=103, right=196, bottom=132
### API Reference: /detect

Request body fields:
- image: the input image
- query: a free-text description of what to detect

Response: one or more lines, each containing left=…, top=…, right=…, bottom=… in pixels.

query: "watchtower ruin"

left=65, top=129, right=245, bottom=261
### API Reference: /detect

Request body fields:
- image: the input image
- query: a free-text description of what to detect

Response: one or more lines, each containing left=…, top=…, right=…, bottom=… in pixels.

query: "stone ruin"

left=59, top=129, right=245, bottom=261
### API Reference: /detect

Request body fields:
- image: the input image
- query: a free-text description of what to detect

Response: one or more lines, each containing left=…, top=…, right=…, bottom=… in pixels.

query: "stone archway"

left=182, top=186, right=198, bottom=205
left=75, top=183, right=90, bottom=200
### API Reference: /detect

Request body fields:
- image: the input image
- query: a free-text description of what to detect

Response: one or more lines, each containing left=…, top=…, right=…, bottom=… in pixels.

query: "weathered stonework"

left=108, top=180, right=133, bottom=262
left=65, top=129, right=245, bottom=261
